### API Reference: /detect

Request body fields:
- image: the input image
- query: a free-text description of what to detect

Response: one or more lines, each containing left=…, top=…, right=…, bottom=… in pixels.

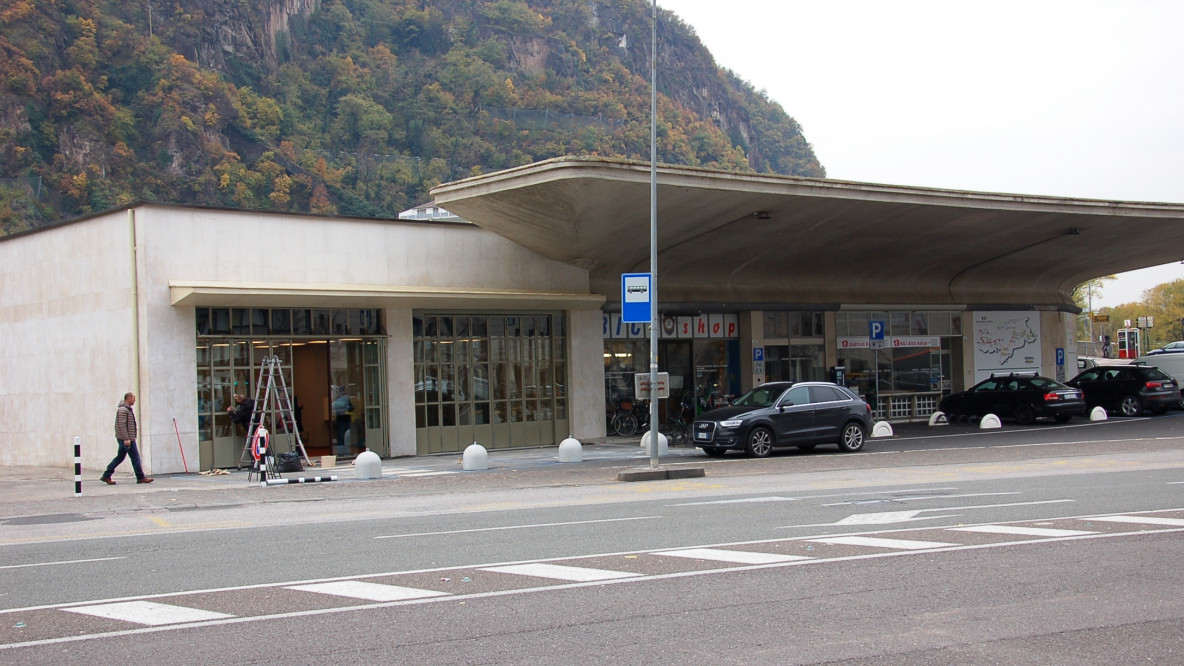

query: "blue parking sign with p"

left=869, top=321, right=885, bottom=340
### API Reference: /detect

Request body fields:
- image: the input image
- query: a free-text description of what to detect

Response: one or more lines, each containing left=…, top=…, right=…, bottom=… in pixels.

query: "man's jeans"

left=102, top=439, right=146, bottom=480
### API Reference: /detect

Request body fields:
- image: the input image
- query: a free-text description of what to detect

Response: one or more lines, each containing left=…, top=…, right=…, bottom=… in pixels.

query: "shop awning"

left=432, top=157, right=1184, bottom=310
left=169, top=281, right=606, bottom=311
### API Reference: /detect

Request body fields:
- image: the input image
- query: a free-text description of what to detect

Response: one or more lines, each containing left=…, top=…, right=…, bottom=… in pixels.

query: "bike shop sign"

left=634, top=372, right=670, bottom=400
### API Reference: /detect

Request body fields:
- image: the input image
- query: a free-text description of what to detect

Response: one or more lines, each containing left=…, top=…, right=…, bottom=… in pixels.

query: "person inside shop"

left=331, top=386, right=353, bottom=455
left=227, top=393, right=256, bottom=436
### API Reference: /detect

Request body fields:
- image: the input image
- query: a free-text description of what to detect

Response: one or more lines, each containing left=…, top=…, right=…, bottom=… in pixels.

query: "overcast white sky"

left=657, top=0, right=1184, bottom=308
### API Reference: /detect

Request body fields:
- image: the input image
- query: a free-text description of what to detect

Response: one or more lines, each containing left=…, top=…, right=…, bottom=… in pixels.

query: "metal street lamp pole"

left=648, top=0, right=660, bottom=468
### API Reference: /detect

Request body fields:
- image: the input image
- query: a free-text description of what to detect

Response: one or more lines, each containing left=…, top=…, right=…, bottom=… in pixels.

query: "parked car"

left=1134, top=355, right=1184, bottom=409
left=1077, top=356, right=1132, bottom=371
left=938, top=372, right=1086, bottom=424
left=1145, top=341, right=1184, bottom=356
left=1066, top=365, right=1180, bottom=416
left=691, top=381, right=873, bottom=458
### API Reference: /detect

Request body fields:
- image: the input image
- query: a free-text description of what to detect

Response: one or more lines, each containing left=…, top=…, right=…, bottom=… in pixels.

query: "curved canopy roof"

left=433, top=157, right=1184, bottom=311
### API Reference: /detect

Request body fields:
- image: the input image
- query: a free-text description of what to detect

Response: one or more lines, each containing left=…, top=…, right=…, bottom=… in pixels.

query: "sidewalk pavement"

left=0, top=438, right=708, bottom=518
left=2, top=424, right=937, bottom=519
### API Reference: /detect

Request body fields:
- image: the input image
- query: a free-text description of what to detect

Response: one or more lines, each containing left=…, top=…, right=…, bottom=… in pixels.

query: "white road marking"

left=0, top=556, right=124, bottom=570
left=286, top=581, right=448, bottom=602
left=950, top=525, right=1096, bottom=537
left=8, top=511, right=1184, bottom=651
left=821, top=492, right=1021, bottom=507
left=670, top=496, right=799, bottom=506
left=653, top=548, right=810, bottom=564
left=481, top=563, right=640, bottom=582
left=1086, top=515, right=1184, bottom=527
left=835, top=511, right=928, bottom=525
left=671, top=487, right=961, bottom=507
left=811, top=536, right=958, bottom=550
left=375, top=516, right=660, bottom=539
left=63, top=600, right=233, bottom=625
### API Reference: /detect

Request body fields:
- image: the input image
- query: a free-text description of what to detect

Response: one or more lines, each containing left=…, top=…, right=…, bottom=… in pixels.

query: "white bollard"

left=640, top=431, right=668, bottom=457
left=871, top=421, right=894, bottom=438
left=979, top=413, right=1002, bottom=429
left=558, top=437, right=583, bottom=463
left=354, top=450, right=383, bottom=479
left=462, top=442, right=489, bottom=471
left=929, top=412, right=949, bottom=426
left=1090, top=406, right=1108, bottom=421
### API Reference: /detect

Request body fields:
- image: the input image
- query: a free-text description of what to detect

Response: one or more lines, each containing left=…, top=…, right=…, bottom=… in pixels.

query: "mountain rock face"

left=0, top=0, right=824, bottom=231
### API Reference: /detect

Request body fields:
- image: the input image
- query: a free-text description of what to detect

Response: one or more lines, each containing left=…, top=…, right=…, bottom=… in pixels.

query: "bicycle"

left=659, top=403, right=693, bottom=445
left=609, top=399, right=639, bottom=437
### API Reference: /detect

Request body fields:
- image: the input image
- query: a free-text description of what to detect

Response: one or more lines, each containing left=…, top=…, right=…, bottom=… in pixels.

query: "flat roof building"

left=4, top=157, right=1183, bottom=473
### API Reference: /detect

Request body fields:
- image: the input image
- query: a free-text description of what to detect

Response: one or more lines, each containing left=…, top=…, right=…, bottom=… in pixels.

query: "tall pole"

left=648, top=0, right=660, bottom=468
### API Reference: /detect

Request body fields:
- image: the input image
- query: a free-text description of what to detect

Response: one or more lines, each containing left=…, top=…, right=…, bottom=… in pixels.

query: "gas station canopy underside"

left=432, top=157, right=1184, bottom=312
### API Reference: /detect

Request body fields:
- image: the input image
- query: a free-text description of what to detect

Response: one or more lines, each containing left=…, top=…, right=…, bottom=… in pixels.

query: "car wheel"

left=745, top=427, right=774, bottom=458
left=837, top=422, right=866, bottom=452
left=1013, top=404, right=1036, bottom=425
left=1119, top=395, right=1142, bottom=417
left=701, top=447, right=726, bottom=458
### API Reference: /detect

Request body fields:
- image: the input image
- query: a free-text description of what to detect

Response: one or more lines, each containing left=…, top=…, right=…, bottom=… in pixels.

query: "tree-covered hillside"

left=0, top=0, right=824, bottom=231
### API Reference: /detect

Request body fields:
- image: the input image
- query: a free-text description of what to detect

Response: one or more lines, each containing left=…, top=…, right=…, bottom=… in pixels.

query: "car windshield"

left=730, top=386, right=787, bottom=407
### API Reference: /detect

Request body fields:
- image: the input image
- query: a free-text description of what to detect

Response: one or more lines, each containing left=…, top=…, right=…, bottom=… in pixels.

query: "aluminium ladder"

left=237, top=355, right=311, bottom=470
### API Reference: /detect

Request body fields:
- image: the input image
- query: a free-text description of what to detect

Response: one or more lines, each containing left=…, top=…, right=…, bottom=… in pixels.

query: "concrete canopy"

left=432, top=157, right=1184, bottom=311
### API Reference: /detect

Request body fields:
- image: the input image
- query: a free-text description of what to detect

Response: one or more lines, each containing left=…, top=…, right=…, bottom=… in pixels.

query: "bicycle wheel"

left=616, top=413, right=639, bottom=437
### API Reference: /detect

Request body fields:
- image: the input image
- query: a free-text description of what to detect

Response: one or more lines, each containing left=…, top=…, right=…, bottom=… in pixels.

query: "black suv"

left=1066, top=364, right=1180, bottom=416
left=691, top=382, right=873, bottom=458
left=939, top=372, right=1086, bottom=424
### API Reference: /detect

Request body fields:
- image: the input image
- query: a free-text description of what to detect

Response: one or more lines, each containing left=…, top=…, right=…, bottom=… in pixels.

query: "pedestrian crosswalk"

left=7, top=510, right=1184, bottom=648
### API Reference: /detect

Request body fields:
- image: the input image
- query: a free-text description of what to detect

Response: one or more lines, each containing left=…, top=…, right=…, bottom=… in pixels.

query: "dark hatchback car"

left=691, top=381, right=873, bottom=458
left=1065, top=364, right=1180, bottom=416
left=939, top=372, right=1086, bottom=424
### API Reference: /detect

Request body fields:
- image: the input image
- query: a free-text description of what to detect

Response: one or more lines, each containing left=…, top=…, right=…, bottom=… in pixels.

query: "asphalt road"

left=3, top=414, right=1184, bottom=663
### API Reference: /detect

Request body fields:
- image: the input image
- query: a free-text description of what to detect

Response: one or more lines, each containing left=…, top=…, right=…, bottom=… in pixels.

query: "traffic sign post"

left=870, top=321, right=885, bottom=413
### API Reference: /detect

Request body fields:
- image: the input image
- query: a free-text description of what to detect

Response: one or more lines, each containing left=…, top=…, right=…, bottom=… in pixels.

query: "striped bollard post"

left=73, top=436, right=82, bottom=497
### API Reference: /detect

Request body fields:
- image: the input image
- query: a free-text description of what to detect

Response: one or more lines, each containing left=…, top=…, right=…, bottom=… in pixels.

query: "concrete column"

left=569, top=308, right=607, bottom=443
left=738, top=311, right=760, bottom=391
left=385, top=307, right=416, bottom=457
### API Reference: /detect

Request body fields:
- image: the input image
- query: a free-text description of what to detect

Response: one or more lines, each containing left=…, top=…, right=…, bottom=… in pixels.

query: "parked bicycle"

left=658, top=398, right=694, bottom=445
left=608, top=398, right=654, bottom=437
left=609, top=399, right=639, bottom=437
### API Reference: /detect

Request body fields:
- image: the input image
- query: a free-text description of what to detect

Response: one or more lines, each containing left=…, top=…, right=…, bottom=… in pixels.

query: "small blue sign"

left=1056, top=347, right=1065, bottom=366
left=869, top=321, right=886, bottom=340
left=753, top=347, right=764, bottom=362
left=621, top=273, right=652, bottom=324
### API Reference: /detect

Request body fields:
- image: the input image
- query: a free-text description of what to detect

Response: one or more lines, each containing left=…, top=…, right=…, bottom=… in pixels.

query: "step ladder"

left=237, top=356, right=311, bottom=470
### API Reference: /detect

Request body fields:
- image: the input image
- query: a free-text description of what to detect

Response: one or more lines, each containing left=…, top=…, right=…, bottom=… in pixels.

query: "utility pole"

left=647, top=0, right=660, bottom=469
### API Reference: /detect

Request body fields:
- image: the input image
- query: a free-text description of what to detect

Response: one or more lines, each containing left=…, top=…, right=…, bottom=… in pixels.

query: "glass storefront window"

left=414, top=312, right=566, bottom=444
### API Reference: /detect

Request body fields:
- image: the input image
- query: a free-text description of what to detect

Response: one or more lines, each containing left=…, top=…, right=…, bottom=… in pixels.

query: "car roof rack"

left=988, top=371, right=1039, bottom=378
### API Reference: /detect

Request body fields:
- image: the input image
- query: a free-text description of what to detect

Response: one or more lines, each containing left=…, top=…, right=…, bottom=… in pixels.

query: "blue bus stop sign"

left=621, top=273, right=652, bottom=324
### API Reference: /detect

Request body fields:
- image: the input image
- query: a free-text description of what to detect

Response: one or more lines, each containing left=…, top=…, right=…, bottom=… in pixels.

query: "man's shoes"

left=100, top=477, right=115, bottom=485
left=137, top=478, right=154, bottom=484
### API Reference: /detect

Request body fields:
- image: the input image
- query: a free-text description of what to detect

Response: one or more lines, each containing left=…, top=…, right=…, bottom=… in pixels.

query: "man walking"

left=100, top=392, right=153, bottom=485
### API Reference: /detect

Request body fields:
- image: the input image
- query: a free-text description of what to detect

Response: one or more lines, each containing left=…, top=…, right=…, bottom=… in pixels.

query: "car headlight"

left=719, top=419, right=744, bottom=428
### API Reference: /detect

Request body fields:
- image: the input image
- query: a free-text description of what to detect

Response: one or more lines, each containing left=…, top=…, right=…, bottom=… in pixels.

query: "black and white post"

left=73, top=436, right=82, bottom=497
